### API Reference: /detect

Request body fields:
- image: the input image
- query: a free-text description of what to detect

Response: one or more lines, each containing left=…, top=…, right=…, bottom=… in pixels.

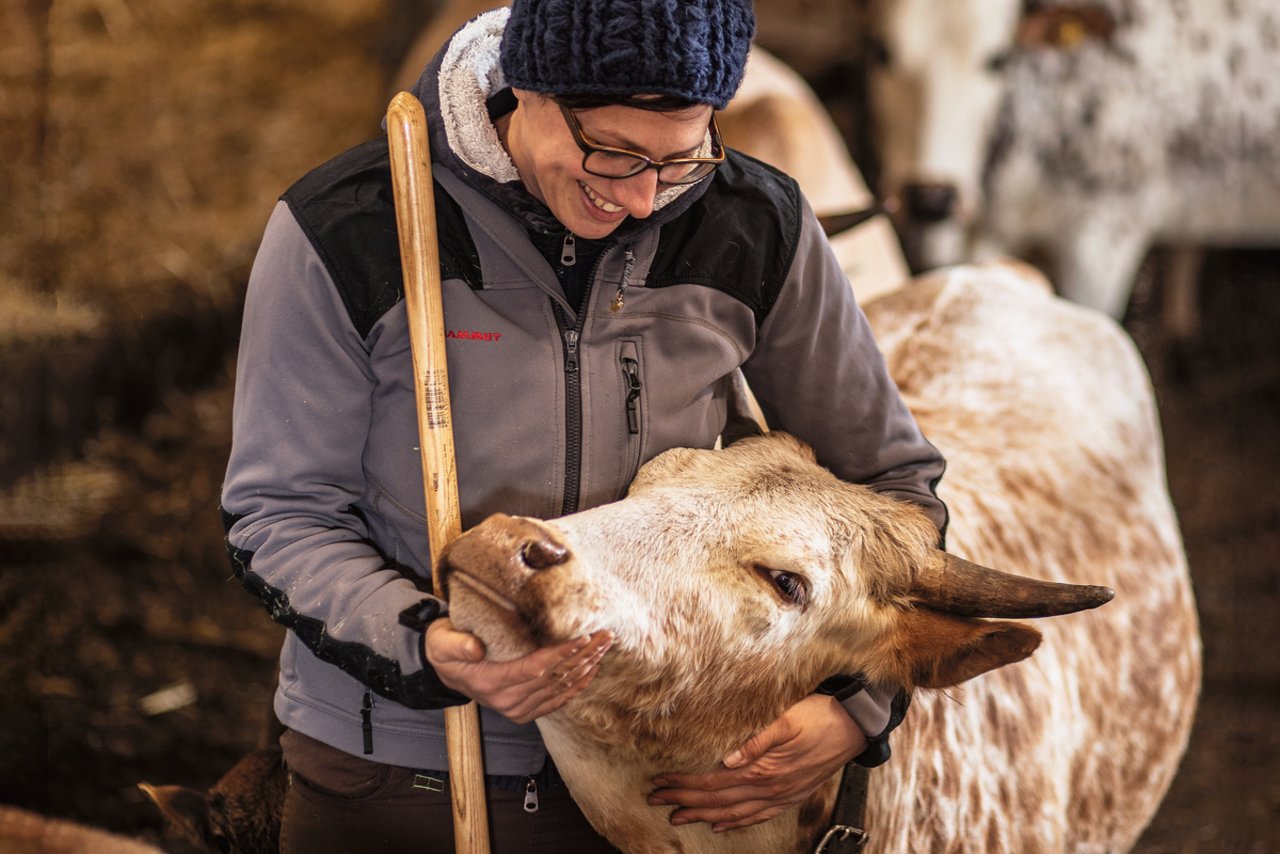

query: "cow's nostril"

left=901, top=182, right=959, bottom=223
left=520, top=539, right=569, bottom=570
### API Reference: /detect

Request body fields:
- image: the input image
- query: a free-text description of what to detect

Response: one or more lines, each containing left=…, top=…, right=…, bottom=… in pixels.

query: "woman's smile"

left=578, top=180, right=628, bottom=220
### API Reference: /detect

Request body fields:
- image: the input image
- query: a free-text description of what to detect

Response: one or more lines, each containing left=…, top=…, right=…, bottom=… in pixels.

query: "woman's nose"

left=611, top=169, right=660, bottom=220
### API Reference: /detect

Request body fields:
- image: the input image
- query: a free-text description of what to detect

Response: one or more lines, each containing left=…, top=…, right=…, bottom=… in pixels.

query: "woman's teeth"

left=581, top=182, right=624, bottom=213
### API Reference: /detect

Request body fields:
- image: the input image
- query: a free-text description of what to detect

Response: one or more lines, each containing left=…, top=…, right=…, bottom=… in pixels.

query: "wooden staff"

left=386, top=90, right=491, bottom=854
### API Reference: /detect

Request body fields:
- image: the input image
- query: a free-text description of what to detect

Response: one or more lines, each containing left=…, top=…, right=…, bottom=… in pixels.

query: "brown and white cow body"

left=442, top=262, right=1201, bottom=853
left=869, top=0, right=1280, bottom=320
left=862, top=262, right=1200, bottom=851
left=0, top=806, right=163, bottom=854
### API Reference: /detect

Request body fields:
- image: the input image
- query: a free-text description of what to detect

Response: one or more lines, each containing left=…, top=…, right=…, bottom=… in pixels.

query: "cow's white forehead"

left=879, top=0, right=1022, bottom=65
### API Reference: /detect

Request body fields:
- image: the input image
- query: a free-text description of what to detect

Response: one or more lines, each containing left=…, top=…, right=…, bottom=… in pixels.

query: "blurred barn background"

left=2, top=0, right=1277, bottom=850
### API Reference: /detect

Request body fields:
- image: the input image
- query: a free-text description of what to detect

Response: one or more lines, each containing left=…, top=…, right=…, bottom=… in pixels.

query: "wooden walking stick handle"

left=386, top=90, right=491, bottom=854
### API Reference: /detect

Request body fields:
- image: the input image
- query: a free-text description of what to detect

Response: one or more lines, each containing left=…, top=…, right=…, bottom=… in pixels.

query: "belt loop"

left=412, top=773, right=445, bottom=793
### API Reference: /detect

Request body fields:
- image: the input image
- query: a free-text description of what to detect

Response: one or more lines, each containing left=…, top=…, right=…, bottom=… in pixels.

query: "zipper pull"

left=523, top=778, right=540, bottom=813
left=361, top=692, right=374, bottom=755
left=560, top=232, right=577, bottom=267
left=610, top=249, right=637, bottom=313
left=563, top=329, right=580, bottom=372
left=622, top=357, right=642, bottom=435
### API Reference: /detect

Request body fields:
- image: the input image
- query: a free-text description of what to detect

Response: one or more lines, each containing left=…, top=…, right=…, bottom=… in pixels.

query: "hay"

left=0, top=279, right=100, bottom=340
left=1, top=0, right=396, bottom=482
left=38, top=0, right=391, bottom=307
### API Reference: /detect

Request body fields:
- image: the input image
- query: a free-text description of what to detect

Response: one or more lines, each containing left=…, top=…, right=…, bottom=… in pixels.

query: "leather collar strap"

left=813, top=762, right=870, bottom=853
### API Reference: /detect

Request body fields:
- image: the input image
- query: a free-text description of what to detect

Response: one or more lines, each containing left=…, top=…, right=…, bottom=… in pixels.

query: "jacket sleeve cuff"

left=398, top=598, right=469, bottom=708
left=819, top=677, right=911, bottom=768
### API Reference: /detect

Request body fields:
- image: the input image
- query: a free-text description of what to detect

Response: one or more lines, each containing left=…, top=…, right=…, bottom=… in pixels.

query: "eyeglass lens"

left=583, top=151, right=717, bottom=184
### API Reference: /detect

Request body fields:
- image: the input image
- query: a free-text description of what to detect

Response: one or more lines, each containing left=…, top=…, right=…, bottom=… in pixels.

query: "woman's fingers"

left=504, top=633, right=613, bottom=722
left=508, top=652, right=607, bottom=722
left=555, top=630, right=614, bottom=673
left=543, top=631, right=612, bottom=682
left=429, top=627, right=614, bottom=723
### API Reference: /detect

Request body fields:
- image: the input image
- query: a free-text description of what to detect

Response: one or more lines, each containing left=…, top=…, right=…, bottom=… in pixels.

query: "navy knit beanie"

left=499, top=0, right=756, bottom=111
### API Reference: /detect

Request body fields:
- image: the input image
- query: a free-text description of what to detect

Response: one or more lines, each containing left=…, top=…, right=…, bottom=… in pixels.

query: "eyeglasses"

left=559, top=105, right=725, bottom=186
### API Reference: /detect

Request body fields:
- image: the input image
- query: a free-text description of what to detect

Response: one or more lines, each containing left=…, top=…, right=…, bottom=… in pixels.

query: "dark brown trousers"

left=279, top=730, right=620, bottom=854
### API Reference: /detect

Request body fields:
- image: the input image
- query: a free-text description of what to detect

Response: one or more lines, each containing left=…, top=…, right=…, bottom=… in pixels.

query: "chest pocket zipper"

left=619, top=342, right=644, bottom=495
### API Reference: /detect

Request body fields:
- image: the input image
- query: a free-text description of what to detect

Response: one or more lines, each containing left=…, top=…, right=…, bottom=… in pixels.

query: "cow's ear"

left=1016, top=5, right=1117, bottom=51
left=894, top=606, right=1042, bottom=689
left=138, top=783, right=207, bottom=843
left=721, top=368, right=766, bottom=446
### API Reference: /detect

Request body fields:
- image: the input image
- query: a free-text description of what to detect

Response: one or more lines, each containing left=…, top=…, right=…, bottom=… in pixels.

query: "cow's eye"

left=865, top=37, right=892, bottom=68
left=765, top=568, right=810, bottom=607
left=985, top=50, right=1012, bottom=73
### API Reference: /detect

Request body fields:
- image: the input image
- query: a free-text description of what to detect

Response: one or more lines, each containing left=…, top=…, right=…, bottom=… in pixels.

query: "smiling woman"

left=218, top=0, right=948, bottom=851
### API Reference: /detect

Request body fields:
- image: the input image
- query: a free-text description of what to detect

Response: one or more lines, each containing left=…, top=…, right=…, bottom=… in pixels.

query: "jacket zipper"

left=619, top=343, right=644, bottom=494
left=552, top=242, right=610, bottom=517
left=552, top=308, right=582, bottom=517
left=560, top=232, right=577, bottom=267
left=523, top=777, right=540, bottom=813
left=361, top=691, right=374, bottom=754
left=622, top=356, right=642, bottom=434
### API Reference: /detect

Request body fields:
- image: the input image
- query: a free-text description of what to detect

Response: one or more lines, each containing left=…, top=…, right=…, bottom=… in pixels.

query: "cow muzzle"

left=901, top=181, right=959, bottom=223
left=438, top=514, right=571, bottom=601
left=439, top=514, right=578, bottom=655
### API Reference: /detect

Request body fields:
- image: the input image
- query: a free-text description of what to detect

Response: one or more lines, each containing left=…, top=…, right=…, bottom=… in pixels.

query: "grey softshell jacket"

left=221, top=11, right=946, bottom=775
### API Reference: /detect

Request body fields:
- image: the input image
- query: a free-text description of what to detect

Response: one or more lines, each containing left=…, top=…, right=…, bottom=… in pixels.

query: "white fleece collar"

left=437, top=8, right=699, bottom=212
left=438, top=9, right=520, bottom=183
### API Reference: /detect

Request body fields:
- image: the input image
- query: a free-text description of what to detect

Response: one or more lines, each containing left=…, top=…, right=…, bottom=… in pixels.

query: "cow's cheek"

left=448, top=591, right=539, bottom=662
left=727, top=595, right=776, bottom=642
left=522, top=566, right=645, bottom=647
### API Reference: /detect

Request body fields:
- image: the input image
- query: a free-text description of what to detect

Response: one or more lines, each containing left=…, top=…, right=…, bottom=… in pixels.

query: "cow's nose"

left=901, top=181, right=958, bottom=223
left=521, top=537, right=570, bottom=570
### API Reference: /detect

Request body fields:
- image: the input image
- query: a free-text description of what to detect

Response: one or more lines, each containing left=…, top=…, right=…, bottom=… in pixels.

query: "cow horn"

left=910, top=550, right=1115, bottom=618
left=721, top=369, right=766, bottom=446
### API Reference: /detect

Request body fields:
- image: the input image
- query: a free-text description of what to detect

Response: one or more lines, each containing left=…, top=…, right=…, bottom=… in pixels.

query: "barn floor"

left=0, top=248, right=1274, bottom=851
left=1125, top=248, right=1280, bottom=853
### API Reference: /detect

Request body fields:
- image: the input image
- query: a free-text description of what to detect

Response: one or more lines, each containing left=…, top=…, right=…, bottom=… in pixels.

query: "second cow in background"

left=868, top=0, right=1280, bottom=323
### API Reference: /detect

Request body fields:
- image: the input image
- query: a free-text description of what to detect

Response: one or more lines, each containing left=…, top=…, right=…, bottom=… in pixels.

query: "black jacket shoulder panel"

left=646, top=151, right=803, bottom=326
left=282, top=138, right=483, bottom=340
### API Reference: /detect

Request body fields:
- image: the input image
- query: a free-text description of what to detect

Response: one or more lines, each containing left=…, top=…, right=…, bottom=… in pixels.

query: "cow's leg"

left=1161, top=245, right=1204, bottom=344
left=1050, top=219, right=1151, bottom=319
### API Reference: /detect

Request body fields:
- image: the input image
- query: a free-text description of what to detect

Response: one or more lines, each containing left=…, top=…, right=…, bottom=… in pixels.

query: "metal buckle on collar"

left=814, top=824, right=869, bottom=853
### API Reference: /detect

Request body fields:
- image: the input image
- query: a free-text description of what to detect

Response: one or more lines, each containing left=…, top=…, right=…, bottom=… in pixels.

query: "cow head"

left=139, top=744, right=285, bottom=854
left=868, top=0, right=1119, bottom=269
left=440, top=433, right=1111, bottom=763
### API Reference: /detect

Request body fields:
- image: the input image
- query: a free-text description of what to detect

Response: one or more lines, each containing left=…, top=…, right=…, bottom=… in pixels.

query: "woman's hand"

left=647, top=694, right=867, bottom=832
left=425, top=619, right=613, bottom=724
